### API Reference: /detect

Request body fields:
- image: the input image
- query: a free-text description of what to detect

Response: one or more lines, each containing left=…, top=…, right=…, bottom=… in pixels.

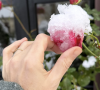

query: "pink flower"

left=48, top=4, right=92, bottom=52
left=49, top=27, right=84, bottom=52
left=70, top=0, right=81, bottom=4
left=0, top=1, right=2, bottom=10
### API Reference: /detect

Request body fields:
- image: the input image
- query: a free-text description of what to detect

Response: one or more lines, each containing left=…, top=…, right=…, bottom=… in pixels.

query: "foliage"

left=0, top=56, right=2, bottom=66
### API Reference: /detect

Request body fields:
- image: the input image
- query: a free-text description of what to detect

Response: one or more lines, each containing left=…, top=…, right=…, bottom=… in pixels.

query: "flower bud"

left=70, top=0, right=81, bottom=5
left=0, top=1, right=2, bottom=10
left=47, top=4, right=92, bottom=52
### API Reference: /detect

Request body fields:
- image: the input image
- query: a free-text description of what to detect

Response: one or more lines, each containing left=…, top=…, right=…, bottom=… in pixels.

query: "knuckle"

left=37, top=33, right=46, bottom=38
left=36, top=34, right=48, bottom=41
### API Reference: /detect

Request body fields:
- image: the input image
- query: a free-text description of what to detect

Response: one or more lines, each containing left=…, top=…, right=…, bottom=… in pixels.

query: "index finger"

left=3, top=37, right=27, bottom=64
left=28, top=34, right=62, bottom=63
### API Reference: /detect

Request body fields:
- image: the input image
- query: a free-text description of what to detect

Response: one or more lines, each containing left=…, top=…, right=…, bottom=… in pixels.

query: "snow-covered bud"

left=47, top=4, right=92, bottom=52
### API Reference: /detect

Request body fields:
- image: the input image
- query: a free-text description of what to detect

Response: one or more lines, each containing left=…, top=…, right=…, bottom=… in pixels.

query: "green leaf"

left=90, top=74, right=95, bottom=81
left=0, top=56, right=2, bottom=66
left=78, top=76, right=91, bottom=87
left=92, top=24, right=100, bottom=36
left=60, top=77, right=72, bottom=90
left=66, top=74, right=74, bottom=81
left=95, top=68, right=100, bottom=74
left=67, top=68, right=76, bottom=74
left=73, top=72, right=79, bottom=80
left=78, top=65, right=85, bottom=71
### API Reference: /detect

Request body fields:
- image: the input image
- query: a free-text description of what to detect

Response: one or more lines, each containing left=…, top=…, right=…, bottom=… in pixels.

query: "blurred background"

left=0, top=0, right=100, bottom=90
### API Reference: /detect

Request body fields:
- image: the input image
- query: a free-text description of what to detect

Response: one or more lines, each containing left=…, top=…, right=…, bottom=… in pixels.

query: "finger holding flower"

left=2, top=34, right=82, bottom=90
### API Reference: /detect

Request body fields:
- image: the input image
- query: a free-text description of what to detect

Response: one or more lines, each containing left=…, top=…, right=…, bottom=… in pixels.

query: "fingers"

left=34, top=34, right=62, bottom=54
left=14, top=41, right=34, bottom=56
left=3, top=37, right=27, bottom=64
left=49, top=47, right=82, bottom=81
left=28, top=34, right=62, bottom=63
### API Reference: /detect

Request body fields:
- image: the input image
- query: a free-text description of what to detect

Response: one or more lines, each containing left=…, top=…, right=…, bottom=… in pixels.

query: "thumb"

left=49, top=46, right=82, bottom=81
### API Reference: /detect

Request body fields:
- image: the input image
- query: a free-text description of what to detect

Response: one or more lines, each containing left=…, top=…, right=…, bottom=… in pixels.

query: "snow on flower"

left=82, top=56, right=96, bottom=69
left=47, top=4, right=92, bottom=52
left=0, top=1, right=2, bottom=10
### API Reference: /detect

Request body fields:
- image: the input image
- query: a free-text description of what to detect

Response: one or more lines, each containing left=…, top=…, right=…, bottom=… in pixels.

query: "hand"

left=2, top=34, right=82, bottom=90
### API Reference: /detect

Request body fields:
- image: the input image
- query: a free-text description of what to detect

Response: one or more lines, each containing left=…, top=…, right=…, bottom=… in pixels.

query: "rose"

left=47, top=4, right=92, bottom=52
left=0, top=1, right=2, bottom=10
left=70, top=0, right=81, bottom=4
left=48, top=29, right=84, bottom=52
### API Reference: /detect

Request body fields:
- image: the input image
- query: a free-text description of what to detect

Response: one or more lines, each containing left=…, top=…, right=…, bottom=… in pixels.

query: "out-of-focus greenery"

left=0, top=56, right=2, bottom=66
left=84, top=4, right=100, bottom=21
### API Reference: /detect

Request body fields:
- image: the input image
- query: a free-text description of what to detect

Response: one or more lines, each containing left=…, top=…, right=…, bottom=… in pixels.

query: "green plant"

left=0, top=56, right=2, bottom=66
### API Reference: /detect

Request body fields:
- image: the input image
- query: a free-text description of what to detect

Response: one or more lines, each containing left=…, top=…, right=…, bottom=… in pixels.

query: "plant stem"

left=85, top=33, right=100, bottom=45
left=4, top=6, right=33, bottom=40
left=90, top=34, right=100, bottom=45
left=13, top=11, right=33, bottom=40
left=82, top=43, right=99, bottom=59
left=94, top=78, right=99, bottom=90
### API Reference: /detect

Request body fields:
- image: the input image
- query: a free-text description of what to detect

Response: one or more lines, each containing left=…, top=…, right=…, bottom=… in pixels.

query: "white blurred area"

left=0, top=6, right=15, bottom=35
left=0, top=6, right=14, bottom=18
left=0, top=6, right=16, bottom=56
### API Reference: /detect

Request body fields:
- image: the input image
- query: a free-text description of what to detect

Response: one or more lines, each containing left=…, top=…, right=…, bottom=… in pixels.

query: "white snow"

left=82, top=56, right=97, bottom=69
left=48, top=3, right=92, bottom=36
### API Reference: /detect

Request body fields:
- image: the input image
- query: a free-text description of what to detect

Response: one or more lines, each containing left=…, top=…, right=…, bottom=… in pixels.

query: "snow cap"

left=48, top=4, right=92, bottom=36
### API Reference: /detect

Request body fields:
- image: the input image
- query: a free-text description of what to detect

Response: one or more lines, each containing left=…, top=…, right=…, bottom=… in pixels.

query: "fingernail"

left=73, top=48, right=82, bottom=58
left=21, top=37, right=27, bottom=40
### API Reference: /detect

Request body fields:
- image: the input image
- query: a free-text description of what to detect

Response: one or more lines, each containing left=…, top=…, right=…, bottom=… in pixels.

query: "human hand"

left=2, top=34, right=82, bottom=90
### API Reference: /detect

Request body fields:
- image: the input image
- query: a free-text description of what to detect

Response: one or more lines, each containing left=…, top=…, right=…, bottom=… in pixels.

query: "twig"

left=4, top=6, right=33, bottom=40
left=12, top=11, right=33, bottom=40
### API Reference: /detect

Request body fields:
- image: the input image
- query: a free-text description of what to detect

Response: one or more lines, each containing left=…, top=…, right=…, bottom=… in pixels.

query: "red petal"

left=70, top=0, right=79, bottom=4
left=0, top=1, right=2, bottom=10
left=51, top=30, right=84, bottom=52
left=51, top=30, right=64, bottom=47
left=69, top=31, right=83, bottom=48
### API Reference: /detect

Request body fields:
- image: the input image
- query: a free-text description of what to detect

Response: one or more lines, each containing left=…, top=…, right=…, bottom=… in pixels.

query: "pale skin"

left=2, top=34, right=82, bottom=90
